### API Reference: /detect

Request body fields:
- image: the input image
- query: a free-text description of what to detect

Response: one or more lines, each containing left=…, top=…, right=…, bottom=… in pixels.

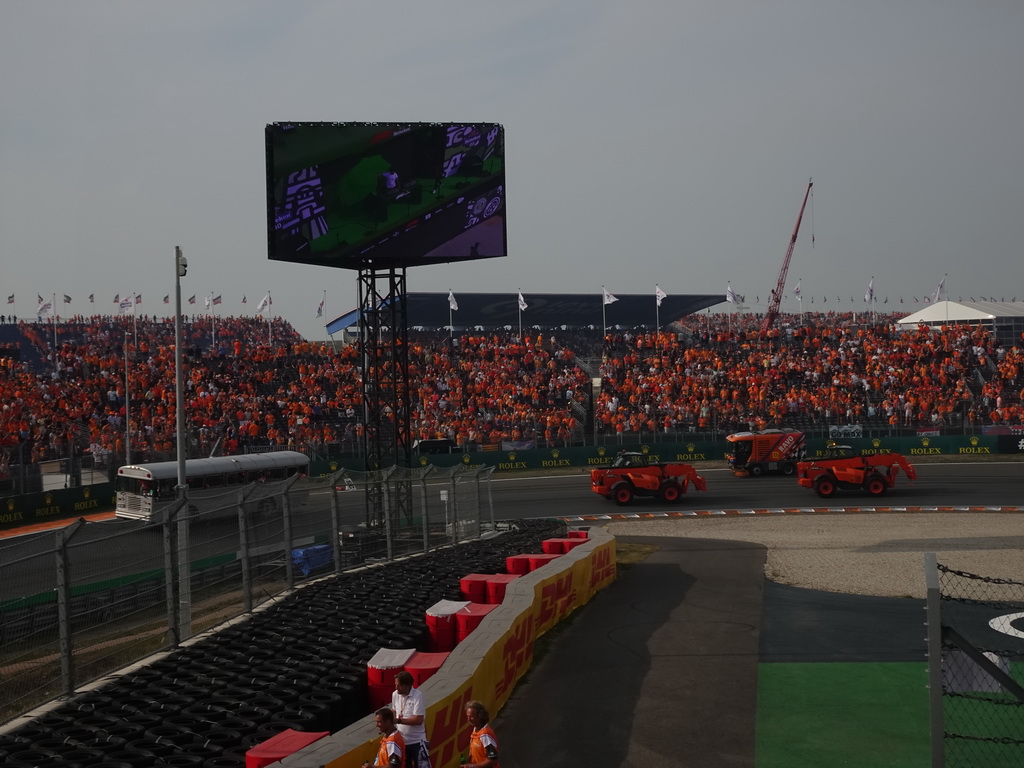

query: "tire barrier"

left=2, top=519, right=567, bottom=766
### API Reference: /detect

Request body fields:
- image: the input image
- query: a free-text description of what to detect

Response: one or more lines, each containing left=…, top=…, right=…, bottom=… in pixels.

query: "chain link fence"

left=0, top=464, right=495, bottom=725
left=926, top=555, right=1024, bottom=767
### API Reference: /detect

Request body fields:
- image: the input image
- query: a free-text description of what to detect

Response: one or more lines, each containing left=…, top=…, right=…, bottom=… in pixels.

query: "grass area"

left=755, top=662, right=930, bottom=768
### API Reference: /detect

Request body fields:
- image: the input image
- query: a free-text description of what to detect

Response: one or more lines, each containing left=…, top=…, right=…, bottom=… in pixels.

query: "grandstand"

left=1, top=309, right=1022, bottom=495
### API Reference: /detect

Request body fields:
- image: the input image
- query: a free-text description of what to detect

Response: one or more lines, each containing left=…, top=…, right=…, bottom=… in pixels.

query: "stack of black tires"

left=0, top=520, right=566, bottom=767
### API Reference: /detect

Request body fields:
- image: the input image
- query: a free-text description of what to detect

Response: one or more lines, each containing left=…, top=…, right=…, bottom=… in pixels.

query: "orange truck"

left=796, top=444, right=917, bottom=498
left=591, top=451, right=707, bottom=506
left=726, top=429, right=806, bottom=476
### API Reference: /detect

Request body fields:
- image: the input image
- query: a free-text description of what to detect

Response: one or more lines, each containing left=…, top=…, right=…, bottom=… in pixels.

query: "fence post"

left=237, top=485, right=258, bottom=613
left=448, top=472, right=460, bottom=545
left=482, top=465, right=496, bottom=532
left=55, top=519, right=86, bottom=697
left=420, top=466, right=435, bottom=554
left=282, top=474, right=302, bottom=590
left=924, top=552, right=945, bottom=768
left=382, top=467, right=395, bottom=560
left=329, top=469, right=347, bottom=575
left=162, top=498, right=189, bottom=646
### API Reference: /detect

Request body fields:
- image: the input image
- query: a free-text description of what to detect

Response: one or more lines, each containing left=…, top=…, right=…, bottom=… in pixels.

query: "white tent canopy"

left=897, top=300, right=1024, bottom=326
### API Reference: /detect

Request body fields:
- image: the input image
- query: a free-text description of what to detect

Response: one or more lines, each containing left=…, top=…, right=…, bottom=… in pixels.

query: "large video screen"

left=266, top=122, right=507, bottom=270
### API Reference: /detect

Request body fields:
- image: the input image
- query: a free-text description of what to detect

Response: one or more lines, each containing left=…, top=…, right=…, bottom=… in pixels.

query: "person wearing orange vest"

left=363, top=707, right=405, bottom=768
left=460, top=700, right=500, bottom=768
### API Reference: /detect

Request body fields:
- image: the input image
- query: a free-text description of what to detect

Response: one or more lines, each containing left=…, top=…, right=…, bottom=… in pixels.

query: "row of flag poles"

left=443, top=286, right=670, bottom=338
left=17, top=292, right=274, bottom=319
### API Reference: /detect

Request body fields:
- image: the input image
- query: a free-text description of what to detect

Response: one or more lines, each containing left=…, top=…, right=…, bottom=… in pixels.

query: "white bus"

left=115, top=451, right=310, bottom=522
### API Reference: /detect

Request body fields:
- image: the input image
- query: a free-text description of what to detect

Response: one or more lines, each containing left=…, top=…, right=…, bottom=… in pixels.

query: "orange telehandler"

left=796, top=444, right=917, bottom=498
left=591, top=451, right=707, bottom=506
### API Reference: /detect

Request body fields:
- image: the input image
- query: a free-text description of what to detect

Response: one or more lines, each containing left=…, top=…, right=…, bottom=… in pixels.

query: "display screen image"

left=266, top=122, right=506, bottom=270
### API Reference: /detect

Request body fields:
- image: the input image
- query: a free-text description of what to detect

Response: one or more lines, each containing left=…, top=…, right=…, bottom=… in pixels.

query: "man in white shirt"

left=392, top=671, right=430, bottom=768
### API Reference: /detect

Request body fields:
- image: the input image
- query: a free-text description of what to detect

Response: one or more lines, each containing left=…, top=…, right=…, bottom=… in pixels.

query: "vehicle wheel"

left=748, top=463, right=764, bottom=477
left=612, top=484, right=634, bottom=506
left=865, top=473, right=888, bottom=497
left=659, top=482, right=681, bottom=503
left=781, top=462, right=796, bottom=476
left=814, top=474, right=837, bottom=498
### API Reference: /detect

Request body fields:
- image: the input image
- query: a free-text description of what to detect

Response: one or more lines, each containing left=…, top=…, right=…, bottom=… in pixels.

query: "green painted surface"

left=755, top=662, right=930, bottom=767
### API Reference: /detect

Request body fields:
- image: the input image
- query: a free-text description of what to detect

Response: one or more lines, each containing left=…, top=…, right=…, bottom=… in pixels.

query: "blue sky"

left=2, top=1, right=1022, bottom=340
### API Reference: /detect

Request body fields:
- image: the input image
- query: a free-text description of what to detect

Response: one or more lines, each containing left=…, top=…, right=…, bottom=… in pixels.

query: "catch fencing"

left=0, top=464, right=495, bottom=725
left=926, top=555, right=1024, bottom=767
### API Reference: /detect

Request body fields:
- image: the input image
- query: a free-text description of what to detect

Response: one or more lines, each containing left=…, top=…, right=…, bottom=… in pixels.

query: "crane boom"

left=761, top=179, right=813, bottom=333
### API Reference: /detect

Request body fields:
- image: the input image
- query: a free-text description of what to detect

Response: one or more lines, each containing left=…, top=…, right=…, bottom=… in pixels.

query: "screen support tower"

left=358, top=266, right=413, bottom=530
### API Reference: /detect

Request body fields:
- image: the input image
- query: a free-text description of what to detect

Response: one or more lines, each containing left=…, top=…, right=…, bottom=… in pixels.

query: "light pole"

left=175, top=247, right=187, bottom=489
left=174, top=246, right=192, bottom=640
left=124, top=332, right=131, bottom=465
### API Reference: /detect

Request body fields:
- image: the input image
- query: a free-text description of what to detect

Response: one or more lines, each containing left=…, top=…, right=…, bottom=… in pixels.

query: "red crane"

left=761, top=179, right=813, bottom=333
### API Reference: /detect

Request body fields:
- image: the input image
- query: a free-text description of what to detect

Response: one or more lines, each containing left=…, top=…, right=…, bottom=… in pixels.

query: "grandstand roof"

left=897, top=300, right=1024, bottom=326
left=326, top=292, right=723, bottom=334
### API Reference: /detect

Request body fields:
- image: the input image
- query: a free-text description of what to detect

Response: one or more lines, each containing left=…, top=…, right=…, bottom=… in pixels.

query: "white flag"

left=932, top=278, right=946, bottom=304
left=256, top=293, right=271, bottom=313
left=37, top=300, right=53, bottom=318
left=204, top=295, right=211, bottom=311
left=119, top=296, right=134, bottom=315
left=655, top=285, right=667, bottom=308
left=865, top=278, right=875, bottom=303
left=448, top=291, right=458, bottom=311
left=726, top=284, right=737, bottom=303
left=517, top=292, right=528, bottom=311
left=792, top=280, right=802, bottom=299
left=603, top=288, right=618, bottom=305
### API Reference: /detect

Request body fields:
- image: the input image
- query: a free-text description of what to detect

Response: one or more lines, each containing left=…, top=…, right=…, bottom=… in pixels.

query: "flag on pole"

left=204, top=296, right=211, bottom=310
left=37, top=294, right=44, bottom=303
left=316, top=297, right=325, bottom=318
left=256, top=293, right=271, bottom=313
left=119, top=296, right=134, bottom=314
left=135, top=294, right=142, bottom=305
left=163, top=295, right=169, bottom=304
left=63, top=294, right=72, bottom=304
left=725, top=284, right=737, bottom=304
left=864, top=278, right=875, bottom=303
left=448, top=291, right=458, bottom=311
left=212, top=295, right=222, bottom=306
left=188, top=295, right=196, bottom=305
left=113, top=293, right=119, bottom=303
left=932, top=278, right=946, bottom=304
left=37, top=299, right=53, bottom=318
left=6, top=294, right=13, bottom=304
left=655, top=285, right=667, bottom=308
left=603, top=288, right=618, bottom=305
left=241, top=295, right=247, bottom=304
left=517, top=292, right=528, bottom=311
left=88, top=294, right=94, bottom=303
left=792, top=280, right=802, bottom=299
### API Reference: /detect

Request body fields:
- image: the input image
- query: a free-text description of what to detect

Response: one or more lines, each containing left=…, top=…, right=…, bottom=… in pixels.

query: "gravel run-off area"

left=607, top=512, right=1024, bottom=598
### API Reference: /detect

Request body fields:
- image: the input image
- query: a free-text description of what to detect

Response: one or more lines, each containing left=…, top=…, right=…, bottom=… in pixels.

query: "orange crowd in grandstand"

left=0, top=311, right=1021, bottom=467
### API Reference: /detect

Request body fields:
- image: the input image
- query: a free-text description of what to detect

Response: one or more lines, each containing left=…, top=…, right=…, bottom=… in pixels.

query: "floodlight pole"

left=124, top=332, right=131, bottom=465
left=173, top=246, right=192, bottom=638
